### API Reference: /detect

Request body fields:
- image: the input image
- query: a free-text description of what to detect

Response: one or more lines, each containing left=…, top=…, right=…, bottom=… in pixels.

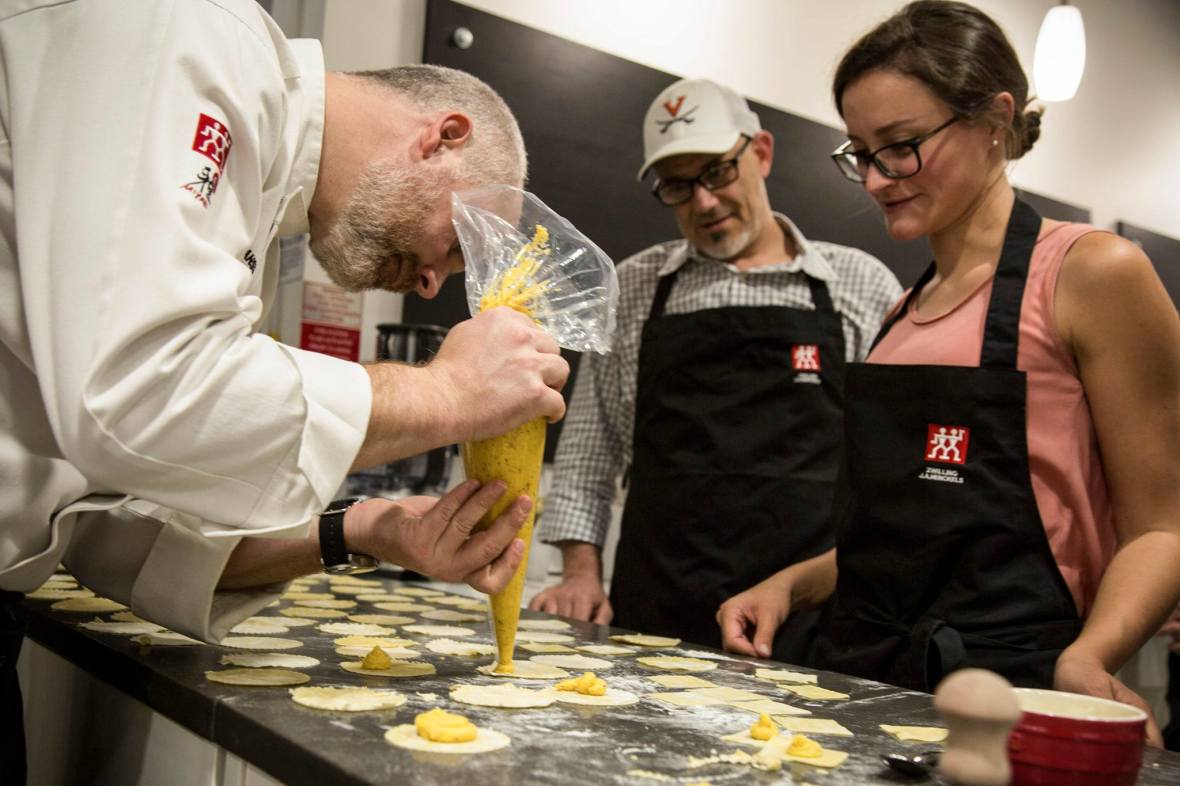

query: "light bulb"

left=1033, top=4, right=1086, bottom=102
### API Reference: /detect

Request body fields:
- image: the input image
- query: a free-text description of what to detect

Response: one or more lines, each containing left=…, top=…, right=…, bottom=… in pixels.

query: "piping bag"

left=453, top=186, right=618, bottom=672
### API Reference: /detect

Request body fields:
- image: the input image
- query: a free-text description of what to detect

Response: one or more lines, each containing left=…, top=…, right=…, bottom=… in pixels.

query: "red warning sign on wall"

left=300, top=281, right=363, bottom=362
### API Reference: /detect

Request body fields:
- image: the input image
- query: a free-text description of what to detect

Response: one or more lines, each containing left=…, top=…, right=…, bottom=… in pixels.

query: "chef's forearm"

left=1064, top=531, right=1180, bottom=672
left=559, top=541, right=604, bottom=580
left=350, top=362, right=456, bottom=473
left=217, top=507, right=373, bottom=590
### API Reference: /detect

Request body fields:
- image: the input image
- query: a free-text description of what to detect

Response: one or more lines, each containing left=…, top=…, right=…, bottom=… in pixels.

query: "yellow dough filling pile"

left=786, top=734, right=823, bottom=758
left=360, top=645, right=392, bottom=671
left=556, top=671, right=607, bottom=696
left=750, top=713, right=777, bottom=741
left=415, top=708, right=478, bottom=743
left=463, top=224, right=552, bottom=675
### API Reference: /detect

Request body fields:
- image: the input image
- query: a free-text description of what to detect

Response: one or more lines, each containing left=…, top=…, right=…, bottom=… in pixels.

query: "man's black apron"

left=1, top=591, right=28, bottom=783
left=610, top=263, right=845, bottom=660
left=815, top=198, right=1082, bottom=691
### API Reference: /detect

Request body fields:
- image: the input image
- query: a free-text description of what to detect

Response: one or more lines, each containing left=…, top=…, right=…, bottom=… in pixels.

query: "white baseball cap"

left=638, top=78, right=762, bottom=181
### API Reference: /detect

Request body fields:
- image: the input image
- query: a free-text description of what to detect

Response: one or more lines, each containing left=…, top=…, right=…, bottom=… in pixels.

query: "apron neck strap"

left=648, top=268, right=679, bottom=320
left=869, top=198, right=1042, bottom=368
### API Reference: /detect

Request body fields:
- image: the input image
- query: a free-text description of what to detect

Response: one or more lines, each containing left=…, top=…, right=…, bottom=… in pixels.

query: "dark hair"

left=832, top=0, right=1041, bottom=159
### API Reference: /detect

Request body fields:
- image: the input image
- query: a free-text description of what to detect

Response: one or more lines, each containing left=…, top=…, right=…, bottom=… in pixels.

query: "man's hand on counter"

left=349, top=480, right=529, bottom=594
left=528, top=541, right=612, bottom=623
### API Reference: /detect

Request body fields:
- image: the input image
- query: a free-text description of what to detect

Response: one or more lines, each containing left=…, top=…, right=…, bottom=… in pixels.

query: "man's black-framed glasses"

left=830, top=116, right=958, bottom=183
left=651, top=136, right=752, bottom=206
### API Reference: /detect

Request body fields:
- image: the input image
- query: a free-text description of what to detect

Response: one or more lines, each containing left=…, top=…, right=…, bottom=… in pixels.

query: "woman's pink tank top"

left=870, top=223, right=1115, bottom=616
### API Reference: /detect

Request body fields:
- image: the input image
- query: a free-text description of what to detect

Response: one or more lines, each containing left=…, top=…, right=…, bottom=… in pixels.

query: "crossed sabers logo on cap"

left=656, top=95, right=698, bottom=134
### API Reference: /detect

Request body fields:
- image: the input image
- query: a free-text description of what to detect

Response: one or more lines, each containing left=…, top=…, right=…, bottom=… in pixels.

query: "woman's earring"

left=992, top=139, right=999, bottom=147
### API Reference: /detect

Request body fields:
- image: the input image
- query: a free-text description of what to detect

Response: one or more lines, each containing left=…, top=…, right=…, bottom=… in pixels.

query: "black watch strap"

left=319, top=497, right=362, bottom=569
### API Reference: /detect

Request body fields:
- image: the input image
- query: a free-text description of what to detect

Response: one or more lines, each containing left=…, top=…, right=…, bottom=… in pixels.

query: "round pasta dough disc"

left=266, top=615, right=316, bottom=627
left=513, top=631, right=574, bottom=644
left=425, top=639, right=496, bottom=657
left=110, top=611, right=149, bottom=623
left=220, top=636, right=303, bottom=651
left=79, top=619, right=164, bottom=636
left=327, top=575, right=382, bottom=586
left=530, top=654, right=612, bottom=670
left=385, top=724, right=509, bottom=754
left=135, top=631, right=202, bottom=646
left=329, top=585, right=382, bottom=595
left=373, top=602, right=436, bottom=613
left=552, top=688, right=639, bottom=707
left=340, top=660, right=437, bottom=678
left=421, top=609, right=486, bottom=623
left=636, top=656, right=716, bottom=672
left=403, top=624, right=477, bottom=637
left=51, top=597, right=126, bottom=613
left=451, top=683, right=557, bottom=708
left=290, top=686, right=405, bottom=711
left=317, top=622, right=395, bottom=637
left=356, top=593, right=415, bottom=603
left=336, top=646, right=420, bottom=659
left=279, top=607, right=346, bottom=619
left=230, top=619, right=291, bottom=635
left=518, top=619, right=571, bottom=631
left=394, top=587, right=445, bottom=597
left=295, top=599, right=357, bottom=610
left=281, top=592, right=336, bottom=601
left=348, top=614, right=413, bottom=626
left=334, top=635, right=415, bottom=648
left=205, top=668, right=309, bottom=686
left=26, top=588, right=95, bottom=601
left=577, top=644, right=637, bottom=656
left=477, top=662, right=570, bottom=680
left=610, top=634, right=680, bottom=648
left=221, top=653, right=320, bottom=669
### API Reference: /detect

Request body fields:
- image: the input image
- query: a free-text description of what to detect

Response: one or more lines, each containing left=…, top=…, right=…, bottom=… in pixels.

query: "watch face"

left=322, top=497, right=364, bottom=516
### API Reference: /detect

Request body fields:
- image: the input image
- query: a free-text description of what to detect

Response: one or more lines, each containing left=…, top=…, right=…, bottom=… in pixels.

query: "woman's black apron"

left=814, top=199, right=1082, bottom=691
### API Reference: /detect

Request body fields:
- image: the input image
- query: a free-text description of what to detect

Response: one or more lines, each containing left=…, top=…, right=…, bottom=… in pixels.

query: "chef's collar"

left=658, top=213, right=837, bottom=282
left=277, top=39, right=326, bottom=238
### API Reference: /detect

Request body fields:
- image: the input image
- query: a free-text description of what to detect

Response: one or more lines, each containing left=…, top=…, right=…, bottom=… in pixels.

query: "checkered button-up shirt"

left=540, top=214, right=904, bottom=548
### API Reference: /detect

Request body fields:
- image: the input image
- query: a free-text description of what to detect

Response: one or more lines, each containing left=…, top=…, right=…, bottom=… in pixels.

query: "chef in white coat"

left=0, top=2, right=568, bottom=780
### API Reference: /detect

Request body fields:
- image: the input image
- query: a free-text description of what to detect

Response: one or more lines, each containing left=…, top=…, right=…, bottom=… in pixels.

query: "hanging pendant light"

left=1033, top=2, right=1087, bottom=101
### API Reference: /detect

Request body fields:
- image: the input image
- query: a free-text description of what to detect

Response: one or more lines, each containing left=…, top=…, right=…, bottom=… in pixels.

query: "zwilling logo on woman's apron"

left=919, top=424, right=970, bottom=484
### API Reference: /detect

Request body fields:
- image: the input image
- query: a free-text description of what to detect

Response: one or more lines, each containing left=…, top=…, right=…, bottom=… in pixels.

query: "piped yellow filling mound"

left=750, top=713, right=778, bottom=741
left=556, top=671, right=606, bottom=696
left=415, top=708, right=478, bottom=743
left=787, top=734, right=823, bottom=758
left=361, top=645, right=392, bottom=670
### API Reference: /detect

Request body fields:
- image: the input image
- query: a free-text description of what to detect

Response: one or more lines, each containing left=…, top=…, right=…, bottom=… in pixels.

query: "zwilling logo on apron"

left=791, top=344, right=822, bottom=384
left=919, top=424, right=969, bottom=484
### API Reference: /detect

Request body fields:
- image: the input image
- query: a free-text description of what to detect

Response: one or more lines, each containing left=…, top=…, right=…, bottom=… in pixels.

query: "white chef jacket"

left=0, top=0, right=372, bottom=639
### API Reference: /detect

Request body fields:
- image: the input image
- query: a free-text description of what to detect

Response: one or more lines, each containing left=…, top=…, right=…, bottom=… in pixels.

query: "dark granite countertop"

left=24, top=574, right=1180, bottom=786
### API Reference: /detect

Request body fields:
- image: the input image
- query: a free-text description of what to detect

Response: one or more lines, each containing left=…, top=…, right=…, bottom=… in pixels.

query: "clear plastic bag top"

left=453, top=186, right=618, bottom=354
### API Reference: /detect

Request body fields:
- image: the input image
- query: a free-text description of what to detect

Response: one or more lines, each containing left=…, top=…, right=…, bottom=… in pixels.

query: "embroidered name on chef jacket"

left=181, top=113, right=233, bottom=208
left=791, top=343, right=822, bottom=384
left=919, top=423, right=970, bottom=484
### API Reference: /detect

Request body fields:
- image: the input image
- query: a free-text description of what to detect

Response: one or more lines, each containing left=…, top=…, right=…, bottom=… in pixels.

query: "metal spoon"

left=880, top=749, right=941, bottom=778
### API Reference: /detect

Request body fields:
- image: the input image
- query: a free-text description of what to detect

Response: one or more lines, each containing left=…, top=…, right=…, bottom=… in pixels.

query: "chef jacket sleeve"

left=10, top=2, right=370, bottom=536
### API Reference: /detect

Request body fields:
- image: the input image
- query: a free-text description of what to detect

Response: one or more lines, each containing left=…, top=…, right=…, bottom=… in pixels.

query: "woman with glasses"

left=719, top=0, right=1180, bottom=743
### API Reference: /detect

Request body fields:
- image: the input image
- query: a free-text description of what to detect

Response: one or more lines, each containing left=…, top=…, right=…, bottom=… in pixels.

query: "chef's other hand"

left=350, top=480, right=528, bottom=594
left=529, top=576, right=613, bottom=624
left=428, top=307, right=569, bottom=441
left=717, top=574, right=792, bottom=659
left=1054, top=648, right=1163, bottom=747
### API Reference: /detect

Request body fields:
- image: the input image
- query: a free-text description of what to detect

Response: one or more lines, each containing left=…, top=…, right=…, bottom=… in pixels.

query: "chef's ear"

left=420, top=112, right=472, bottom=159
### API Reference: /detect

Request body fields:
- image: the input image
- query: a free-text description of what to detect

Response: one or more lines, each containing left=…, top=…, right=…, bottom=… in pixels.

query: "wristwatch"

left=319, top=497, right=377, bottom=575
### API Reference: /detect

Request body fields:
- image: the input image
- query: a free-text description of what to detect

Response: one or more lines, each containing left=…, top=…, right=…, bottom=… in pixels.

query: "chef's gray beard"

left=310, top=160, right=447, bottom=293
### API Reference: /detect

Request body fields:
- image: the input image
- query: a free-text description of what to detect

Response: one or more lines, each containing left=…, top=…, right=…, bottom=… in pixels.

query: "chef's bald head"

left=353, top=64, right=527, bottom=189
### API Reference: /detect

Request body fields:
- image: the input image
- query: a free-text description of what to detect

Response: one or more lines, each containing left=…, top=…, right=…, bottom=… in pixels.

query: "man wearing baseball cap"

left=531, top=78, right=902, bottom=658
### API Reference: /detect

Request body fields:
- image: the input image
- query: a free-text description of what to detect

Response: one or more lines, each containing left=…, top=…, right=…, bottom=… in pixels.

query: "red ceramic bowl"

left=1008, top=688, right=1147, bottom=786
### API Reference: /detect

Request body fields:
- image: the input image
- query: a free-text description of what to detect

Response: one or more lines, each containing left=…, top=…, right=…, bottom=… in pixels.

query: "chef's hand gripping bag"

left=452, top=185, right=618, bottom=673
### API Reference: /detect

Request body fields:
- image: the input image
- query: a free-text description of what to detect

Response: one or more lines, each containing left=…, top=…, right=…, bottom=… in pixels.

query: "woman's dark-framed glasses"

left=831, top=117, right=958, bottom=183
left=651, top=136, right=752, bottom=206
